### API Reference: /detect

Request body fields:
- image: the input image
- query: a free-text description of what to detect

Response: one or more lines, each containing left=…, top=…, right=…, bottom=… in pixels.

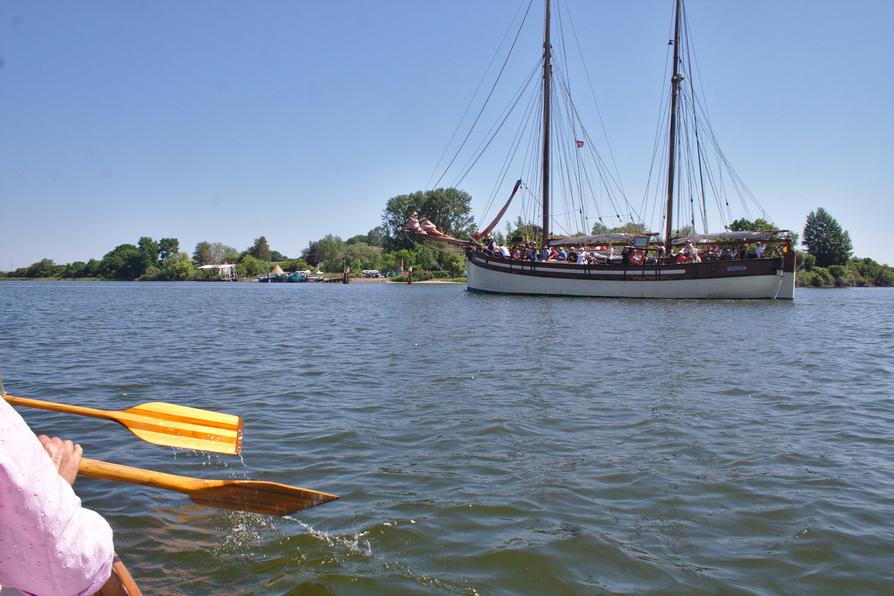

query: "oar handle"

left=79, top=457, right=209, bottom=494
left=4, top=394, right=115, bottom=421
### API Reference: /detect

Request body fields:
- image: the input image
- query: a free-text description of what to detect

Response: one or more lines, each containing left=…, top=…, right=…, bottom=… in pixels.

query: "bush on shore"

left=797, top=255, right=894, bottom=288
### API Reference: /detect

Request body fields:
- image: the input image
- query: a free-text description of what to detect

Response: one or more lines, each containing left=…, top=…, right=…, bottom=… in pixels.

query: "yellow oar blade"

left=79, top=457, right=338, bottom=516
left=189, top=482, right=339, bottom=515
left=121, top=402, right=244, bottom=455
left=4, top=395, right=244, bottom=455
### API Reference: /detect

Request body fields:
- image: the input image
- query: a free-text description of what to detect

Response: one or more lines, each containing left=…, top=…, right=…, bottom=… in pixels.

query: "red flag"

left=575, top=140, right=584, bottom=148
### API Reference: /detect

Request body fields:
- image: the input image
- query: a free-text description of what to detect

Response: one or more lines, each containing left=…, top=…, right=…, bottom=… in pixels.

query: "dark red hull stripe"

left=468, top=253, right=794, bottom=281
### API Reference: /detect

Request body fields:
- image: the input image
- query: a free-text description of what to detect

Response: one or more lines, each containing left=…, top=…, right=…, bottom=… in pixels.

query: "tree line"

left=1, top=193, right=891, bottom=287
left=0, top=188, right=475, bottom=281
left=796, top=208, right=893, bottom=287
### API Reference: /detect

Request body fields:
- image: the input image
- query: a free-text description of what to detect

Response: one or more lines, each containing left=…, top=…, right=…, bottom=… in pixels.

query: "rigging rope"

left=426, top=0, right=532, bottom=191
left=431, top=0, right=535, bottom=190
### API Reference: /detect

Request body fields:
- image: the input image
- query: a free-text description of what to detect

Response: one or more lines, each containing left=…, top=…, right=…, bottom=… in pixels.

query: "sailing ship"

left=418, top=0, right=796, bottom=300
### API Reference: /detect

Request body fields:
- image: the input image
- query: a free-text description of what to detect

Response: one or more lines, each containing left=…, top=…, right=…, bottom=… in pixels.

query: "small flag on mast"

left=575, top=140, right=585, bottom=148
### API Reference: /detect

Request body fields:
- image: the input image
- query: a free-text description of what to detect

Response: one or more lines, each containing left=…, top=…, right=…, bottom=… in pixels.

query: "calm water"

left=1, top=281, right=893, bottom=594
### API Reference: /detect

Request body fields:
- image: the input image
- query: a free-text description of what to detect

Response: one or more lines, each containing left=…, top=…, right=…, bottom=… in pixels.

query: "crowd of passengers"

left=479, top=236, right=772, bottom=265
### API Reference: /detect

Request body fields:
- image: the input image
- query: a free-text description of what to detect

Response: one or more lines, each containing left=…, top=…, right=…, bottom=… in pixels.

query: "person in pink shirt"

left=1, top=397, right=122, bottom=595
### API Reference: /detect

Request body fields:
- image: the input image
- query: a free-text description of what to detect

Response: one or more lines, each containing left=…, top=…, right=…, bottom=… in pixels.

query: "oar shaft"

left=4, top=394, right=116, bottom=421
left=79, top=457, right=208, bottom=494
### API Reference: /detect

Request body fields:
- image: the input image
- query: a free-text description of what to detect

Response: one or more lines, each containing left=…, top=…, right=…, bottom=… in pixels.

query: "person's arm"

left=0, top=399, right=114, bottom=596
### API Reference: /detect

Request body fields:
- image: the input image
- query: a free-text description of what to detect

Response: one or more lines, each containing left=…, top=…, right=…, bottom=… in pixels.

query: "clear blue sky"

left=1, top=0, right=892, bottom=269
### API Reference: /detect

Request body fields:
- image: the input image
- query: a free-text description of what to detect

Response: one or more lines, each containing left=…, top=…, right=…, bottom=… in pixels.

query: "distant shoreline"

left=0, top=277, right=466, bottom=284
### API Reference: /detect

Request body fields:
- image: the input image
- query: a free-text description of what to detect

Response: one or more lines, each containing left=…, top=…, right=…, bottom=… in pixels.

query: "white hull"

left=466, top=257, right=795, bottom=300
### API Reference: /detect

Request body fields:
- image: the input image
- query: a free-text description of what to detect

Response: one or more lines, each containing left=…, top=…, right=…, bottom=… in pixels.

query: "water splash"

left=286, top=518, right=374, bottom=559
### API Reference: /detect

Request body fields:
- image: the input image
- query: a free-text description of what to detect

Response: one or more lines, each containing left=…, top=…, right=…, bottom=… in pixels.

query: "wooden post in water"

left=342, top=266, right=350, bottom=284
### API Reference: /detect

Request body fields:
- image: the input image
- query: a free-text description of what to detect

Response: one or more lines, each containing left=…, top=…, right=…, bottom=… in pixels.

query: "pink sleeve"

left=0, top=399, right=114, bottom=596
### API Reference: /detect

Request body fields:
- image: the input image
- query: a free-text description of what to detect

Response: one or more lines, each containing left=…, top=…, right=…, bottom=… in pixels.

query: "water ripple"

left=1, top=282, right=893, bottom=593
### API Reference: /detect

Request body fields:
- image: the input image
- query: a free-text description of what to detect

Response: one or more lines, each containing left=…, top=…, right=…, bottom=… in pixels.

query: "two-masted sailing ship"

left=415, top=0, right=796, bottom=300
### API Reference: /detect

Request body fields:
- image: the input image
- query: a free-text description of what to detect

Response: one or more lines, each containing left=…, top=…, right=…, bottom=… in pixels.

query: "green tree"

left=26, top=258, right=59, bottom=278
left=382, top=187, right=476, bottom=251
left=728, top=218, right=775, bottom=231
left=366, top=226, right=385, bottom=247
left=380, top=252, right=398, bottom=274
left=848, top=257, right=894, bottom=287
left=193, top=241, right=213, bottom=266
left=391, top=248, right=416, bottom=272
left=100, top=244, right=143, bottom=279
left=138, top=236, right=160, bottom=269
left=281, top=258, right=310, bottom=272
left=210, top=243, right=239, bottom=264
left=237, top=254, right=268, bottom=278
left=315, top=234, right=346, bottom=272
left=505, top=216, right=542, bottom=243
left=159, top=238, right=180, bottom=262
left=301, top=242, right=322, bottom=267
left=159, top=238, right=179, bottom=261
left=591, top=217, right=647, bottom=236
left=672, top=225, right=695, bottom=238
left=798, top=251, right=816, bottom=271
left=610, top=222, right=647, bottom=234
left=84, top=259, right=101, bottom=277
left=156, top=252, right=195, bottom=280
left=62, top=261, right=88, bottom=278
left=345, top=241, right=383, bottom=271
left=591, top=221, right=609, bottom=235
left=249, top=236, right=272, bottom=261
left=803, top=207, right=852, bottom=267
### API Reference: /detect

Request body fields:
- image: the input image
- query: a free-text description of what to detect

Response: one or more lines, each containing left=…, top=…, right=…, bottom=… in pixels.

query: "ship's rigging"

left=428, top=0, right=771, bottom=245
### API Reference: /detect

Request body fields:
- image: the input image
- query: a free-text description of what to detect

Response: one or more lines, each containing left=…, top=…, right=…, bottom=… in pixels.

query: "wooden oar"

left=96, top=554, right=143, bottom=596
left=79, top=457, right=337, bottom=515
left=3, top=394, right=243, bottom=455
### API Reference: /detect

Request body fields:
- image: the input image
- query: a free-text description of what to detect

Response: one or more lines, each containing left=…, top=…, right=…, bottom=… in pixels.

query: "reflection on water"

left=1, top=281, right=893, bottom=593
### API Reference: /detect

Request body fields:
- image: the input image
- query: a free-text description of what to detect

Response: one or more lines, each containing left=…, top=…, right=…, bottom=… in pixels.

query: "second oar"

left=79, top=457, right=338, bottom=515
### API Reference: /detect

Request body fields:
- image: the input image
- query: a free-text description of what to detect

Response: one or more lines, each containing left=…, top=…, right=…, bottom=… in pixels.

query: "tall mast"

left=664, top=0, right=683, bottom=253
left=541, top=0, right=552, bottom=245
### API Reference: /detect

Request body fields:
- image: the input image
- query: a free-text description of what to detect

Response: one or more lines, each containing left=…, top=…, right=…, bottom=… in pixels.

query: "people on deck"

left=685, top=242, right=702, bottom=263
left=0, top=398, right=129, bottom=595
left=755, top=241, right=765, bottom=258
left=527, top=245, right=539, bottom=262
